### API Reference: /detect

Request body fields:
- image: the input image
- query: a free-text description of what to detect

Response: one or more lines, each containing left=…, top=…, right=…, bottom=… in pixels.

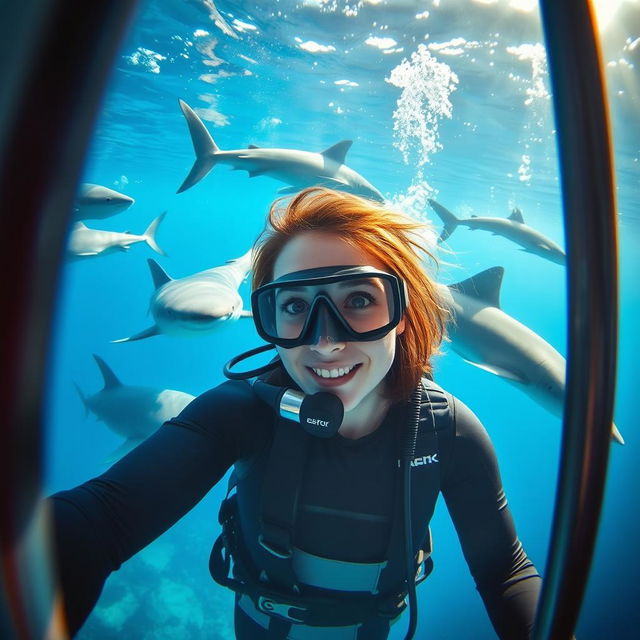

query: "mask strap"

left=223, top=344, right=282, bottom=380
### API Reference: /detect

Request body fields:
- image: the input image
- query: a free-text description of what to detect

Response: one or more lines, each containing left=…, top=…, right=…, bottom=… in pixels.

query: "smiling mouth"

left=308, top=363, right=361, bottom=382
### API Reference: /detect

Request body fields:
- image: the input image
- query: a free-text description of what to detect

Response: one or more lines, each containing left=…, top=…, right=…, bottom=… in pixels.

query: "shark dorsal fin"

left=93, top=354, right=122, bottom=389
left=147, top=259, right=172, bottom=289
left=449, top=267, right=504, bottom=308
left=248, top=144, right=260, bottom=149
left=509, top=208, right=525, bottom=223
left=321, top=140, right=353, bottom=164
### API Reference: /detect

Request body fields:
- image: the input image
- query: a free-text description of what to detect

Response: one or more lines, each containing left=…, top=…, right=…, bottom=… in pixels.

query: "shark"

left=176, top=99, right=385, bottom=202
left=113, top=249, right=253, bottom=342
left=75, top=354, right=195, bottom=462
left=429, top=200, right=566, bottom=266
left=73, top=183, right=135, bottom=220
left=67, top=212, right=166, bottom=258
left=439, top=267, right=623, bottom=444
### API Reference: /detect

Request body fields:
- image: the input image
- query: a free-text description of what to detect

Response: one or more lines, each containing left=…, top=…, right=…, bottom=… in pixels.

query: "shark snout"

left=155, top=304, right=234, bottom=334
left=106, top=193, right=135, bottom=214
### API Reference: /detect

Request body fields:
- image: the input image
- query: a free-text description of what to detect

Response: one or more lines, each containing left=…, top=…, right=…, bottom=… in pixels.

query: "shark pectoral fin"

left=277, top=186, right=302, bottom=195
left=239, top=310, right=253, bottom=318
left=117, top=246, right=130, bottom=252
left=76, top=251, right=99, bottom=256
left=461, top=358, right=527, bottom=383
left=611, top=423, right=624, bottom=445
left=111, top=325, right=160, bottom=343
left=320, top=140, right=353, bottom=164
left=104, top=439, right=143, bottom=464
left=248, top=144, right=260, bottom=149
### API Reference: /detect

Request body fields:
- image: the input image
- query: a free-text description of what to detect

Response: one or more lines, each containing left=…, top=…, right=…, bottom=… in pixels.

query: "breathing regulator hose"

left=402, top=382, right=423, bottom=640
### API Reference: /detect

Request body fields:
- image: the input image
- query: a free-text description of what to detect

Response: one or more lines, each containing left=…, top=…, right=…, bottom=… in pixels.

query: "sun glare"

left=591, top=0, right=639, bottom=31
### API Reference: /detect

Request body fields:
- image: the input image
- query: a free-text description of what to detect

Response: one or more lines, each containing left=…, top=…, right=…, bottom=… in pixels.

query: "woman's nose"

left=309, top=336, right=346, bottom=354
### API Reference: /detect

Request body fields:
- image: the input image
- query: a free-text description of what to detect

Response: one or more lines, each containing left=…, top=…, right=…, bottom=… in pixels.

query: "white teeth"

left=312, top=364, right=356, bottom=379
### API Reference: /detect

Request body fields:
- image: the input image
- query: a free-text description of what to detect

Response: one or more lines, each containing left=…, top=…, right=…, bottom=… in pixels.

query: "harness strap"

left=374, top=381, right=444, bottom=596
left=259, top=416, right=310, bottom=592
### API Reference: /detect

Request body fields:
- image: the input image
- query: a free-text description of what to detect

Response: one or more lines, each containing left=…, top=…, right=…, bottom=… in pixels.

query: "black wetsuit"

left=50, top=379, right=541, bottom=639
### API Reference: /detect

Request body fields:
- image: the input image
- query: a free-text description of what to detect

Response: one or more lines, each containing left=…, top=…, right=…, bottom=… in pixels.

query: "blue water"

left=43, top=1, right=640, bottom=638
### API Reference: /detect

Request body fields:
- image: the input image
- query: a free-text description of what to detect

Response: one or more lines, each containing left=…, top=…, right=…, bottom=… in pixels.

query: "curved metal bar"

left=0, top=2, right=138, bottom=638
left=534, top=1, right=619, bottom=638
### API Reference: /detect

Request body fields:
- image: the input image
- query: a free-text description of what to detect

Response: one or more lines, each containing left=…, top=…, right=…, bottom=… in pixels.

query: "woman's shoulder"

left=421, top=377, right=484, bottom=433
left=420, top=377, right=456, bottom=434
left=176, top=379, right=274, bottom=436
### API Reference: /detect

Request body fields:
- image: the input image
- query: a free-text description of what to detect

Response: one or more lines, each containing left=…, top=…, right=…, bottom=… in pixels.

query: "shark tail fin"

left=73, top=382, right=89, bottom=417
left=177, top=100, right=220, bottom=193
left=428, top=199, right=459, bottom=243
left=143, top=212, right=167, bottom=256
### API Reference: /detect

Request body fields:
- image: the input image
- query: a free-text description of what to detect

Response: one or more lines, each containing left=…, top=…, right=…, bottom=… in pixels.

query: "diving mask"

left=251, top=265, right=408, bottom=348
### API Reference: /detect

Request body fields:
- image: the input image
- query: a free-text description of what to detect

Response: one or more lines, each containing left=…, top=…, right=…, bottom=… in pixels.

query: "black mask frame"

left=251, top=265, right=408, bottom=349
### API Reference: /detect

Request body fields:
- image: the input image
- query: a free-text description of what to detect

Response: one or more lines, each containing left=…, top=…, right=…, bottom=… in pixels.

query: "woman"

left=50, top=187, right=541, bottom=639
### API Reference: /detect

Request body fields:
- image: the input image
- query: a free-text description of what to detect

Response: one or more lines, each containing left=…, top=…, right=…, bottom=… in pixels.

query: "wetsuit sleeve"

left=48, top=380, right=272, bottom=636
left=440, top=397, right=541, bottom=639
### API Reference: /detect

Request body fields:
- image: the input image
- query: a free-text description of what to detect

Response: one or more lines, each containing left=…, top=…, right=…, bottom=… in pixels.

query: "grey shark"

left=429, top=200, right=566, bottom=265
left=177, top=99, right=384, bottom=202
left=76, top=354, right=195, bottom=462
left=74, top=183, right=135, bottom=220
left=67, top=212, right=166, bottom=258
left=439, top=267, right=623, bottom=443
left=113, top=249, right=253, bottom=342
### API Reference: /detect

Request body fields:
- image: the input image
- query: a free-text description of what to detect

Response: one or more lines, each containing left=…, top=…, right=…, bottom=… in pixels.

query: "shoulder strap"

left=420, top=377, right=452, bottom=433
left=377, top=380, right=452, bottom=594
left=258, top=416, right=310, bottom=592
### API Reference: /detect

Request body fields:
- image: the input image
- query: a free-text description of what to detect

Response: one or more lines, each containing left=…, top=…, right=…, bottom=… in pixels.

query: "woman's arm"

left=48, top=379, right=272, bottom=635
left=441, top=397, right=541, bottom=639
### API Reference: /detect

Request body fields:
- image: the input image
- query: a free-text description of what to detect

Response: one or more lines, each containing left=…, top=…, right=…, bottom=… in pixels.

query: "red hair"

left=252, top=188, right=447, bottom=401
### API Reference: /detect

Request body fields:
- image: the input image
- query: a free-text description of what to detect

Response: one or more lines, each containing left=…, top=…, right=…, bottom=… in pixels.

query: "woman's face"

left=272, top=231, right=404, bottom=416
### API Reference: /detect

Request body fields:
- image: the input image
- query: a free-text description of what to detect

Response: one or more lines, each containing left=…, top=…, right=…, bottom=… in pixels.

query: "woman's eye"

left=281, top=299, right=308, bottom=315
left=346, top=292, right=374, bottom=309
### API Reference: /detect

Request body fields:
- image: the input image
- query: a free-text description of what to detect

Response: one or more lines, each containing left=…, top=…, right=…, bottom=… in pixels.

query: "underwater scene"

left=44, top=1, right=639, bottom=638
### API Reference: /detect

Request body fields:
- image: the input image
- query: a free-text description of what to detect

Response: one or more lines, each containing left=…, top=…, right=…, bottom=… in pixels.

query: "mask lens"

left=332, top=277, right=394, bottom=334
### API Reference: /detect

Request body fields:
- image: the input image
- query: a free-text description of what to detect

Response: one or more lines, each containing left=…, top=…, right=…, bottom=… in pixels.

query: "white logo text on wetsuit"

left=397, top=453, right=439, bottom=468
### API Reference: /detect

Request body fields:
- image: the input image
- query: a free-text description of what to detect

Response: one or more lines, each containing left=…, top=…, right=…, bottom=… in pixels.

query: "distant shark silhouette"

left=429, top=200, right=566, bottom=265
left=73, top=183, right=135, bottom=220
left=75, top=354, right=195, bottom=462
left=67, top=213, right=166, bottom=258
left=176, top=99, right=384, bottom=202
left=113, top=249, right=253, bottom=342
left=440, top=267, right=623, bottom=444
